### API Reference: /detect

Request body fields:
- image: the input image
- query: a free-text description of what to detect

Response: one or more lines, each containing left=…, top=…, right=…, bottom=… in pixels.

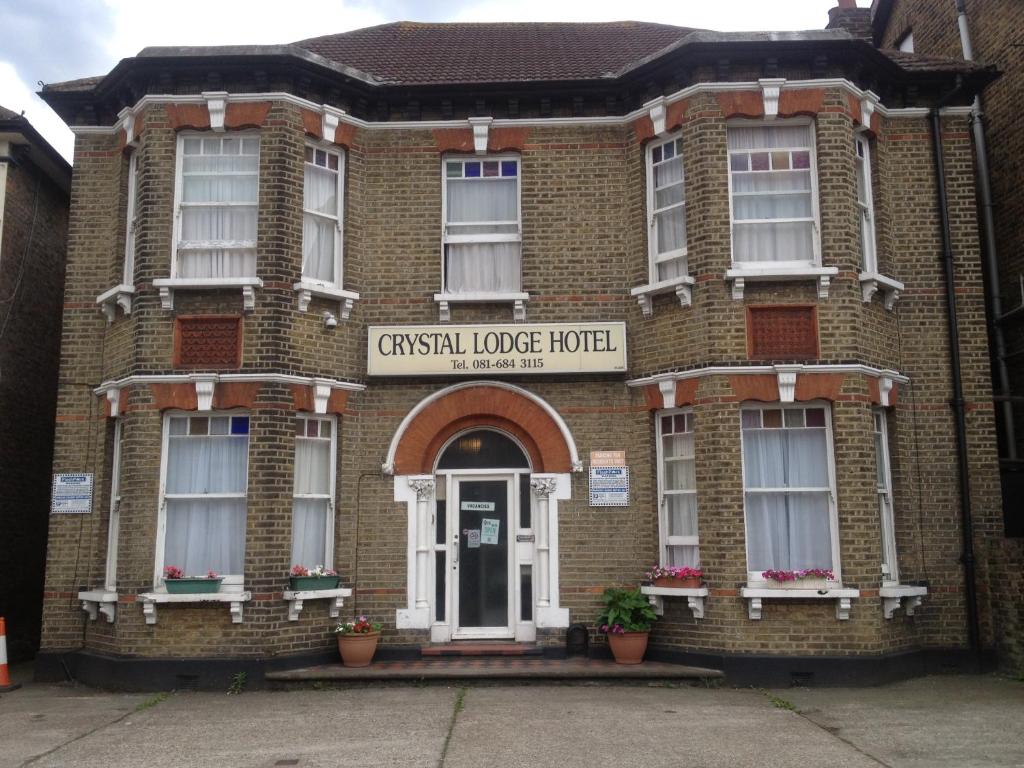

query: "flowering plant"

left=163, top=566, right=219, bottom=580
left=761, top=569, right=834, bottom=582
left=290, top=564, right=337, bottom=577
left=596, top=587, right=657, bottom=634
left=335, top=615, right=382, bottom=635
left=644, top=565, right=703, bottom=582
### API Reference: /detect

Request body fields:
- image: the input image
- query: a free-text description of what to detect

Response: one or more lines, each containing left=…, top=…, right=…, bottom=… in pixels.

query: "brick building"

left=0, top=107, right=71, bottom=661
left=870, top=0, right=1024, bottom=674
left=34, top=11, right=1009, bottom=688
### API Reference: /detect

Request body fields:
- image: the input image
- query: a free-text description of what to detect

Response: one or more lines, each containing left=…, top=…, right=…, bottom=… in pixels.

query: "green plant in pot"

left=596, top=587, right=658, bottom=665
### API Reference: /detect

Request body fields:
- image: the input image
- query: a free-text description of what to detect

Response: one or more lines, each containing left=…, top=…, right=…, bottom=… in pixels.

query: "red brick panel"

left=433, top=128, right=474, bottom=153
left=728, top=374, right=779, bottom=402
left=165, top=103, right=211, bottom=131
left=779, top=88, right=825, bottom=118
left=794, top=373, right=846, bottom=402
left=301, top=108, right=322, bottom=138
left=173, top=316, right=243, bottom=369
left=715, top=90, right=763, bottom=119
left=150, top=383, right=198, bottom=411
left=224, top=102, right=272, bottom=129
left=212, top=382, right=262, bottom=409
left=747, top=305, right=819, bottom=360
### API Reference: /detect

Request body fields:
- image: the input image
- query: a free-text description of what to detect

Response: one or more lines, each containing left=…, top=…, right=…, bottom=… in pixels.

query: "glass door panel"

left=456, top=479, right=510, bottom=632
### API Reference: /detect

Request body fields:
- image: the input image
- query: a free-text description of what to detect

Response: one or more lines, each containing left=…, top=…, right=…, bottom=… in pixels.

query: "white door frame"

left=448, top=471, right=517, bottom=640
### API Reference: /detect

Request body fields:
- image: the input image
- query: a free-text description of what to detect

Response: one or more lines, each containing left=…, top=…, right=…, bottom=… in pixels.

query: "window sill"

left=630, top=276, right=696, bottom=317
left=859, top=272, right=904, bottom=311
left=282, top=586, right=353, bottom=621
left=138, top=590, right=252, bottom=625
left=740, top=585, right=860, bottom=620
left=152, top=277, right=263, bottom=312
left=725, top=266, right=839, bottom=300
left=640, top=585, right=708, bottom=619
left=293, top=281, right=360, bottom=317
left=78, top=590, right=118, bottom=623
left=434, top=292, right=530, bottom=322
left=879, top=584, right=927, bottom=618
left=96, top=285, right=135, bottom=324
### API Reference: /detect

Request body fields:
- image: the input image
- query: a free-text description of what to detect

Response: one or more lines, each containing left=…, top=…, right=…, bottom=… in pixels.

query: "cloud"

left=0, top=64, right=74, bottom=162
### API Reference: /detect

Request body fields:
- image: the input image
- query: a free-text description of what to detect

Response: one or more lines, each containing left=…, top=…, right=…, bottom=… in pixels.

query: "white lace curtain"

left=742, top=423, right=833, bottom=572
left=662, top=426, right=698, bottom=567
left=291, top=436, right=331, bottom=567
left=164, top=433, right=248, bottom=576
left=178, top=136, right=259, bottom=278
left=446, top=177, right=520, bottom=292
left=302, top=163, right=339, bottom=283
left=652, top=144, right=687, bottom=281
left=728, top=124, right=814, bottom=265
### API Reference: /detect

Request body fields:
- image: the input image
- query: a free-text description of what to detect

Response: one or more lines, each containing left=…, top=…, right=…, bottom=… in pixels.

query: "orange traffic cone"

left=0, top=617, right=22, bottom=692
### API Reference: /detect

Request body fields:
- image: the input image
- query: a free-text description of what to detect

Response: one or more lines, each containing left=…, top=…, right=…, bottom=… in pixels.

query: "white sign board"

left=590, top=450, right=626, bottom=467
left=368, top=322, right=627, bottom=377
left=589, top=466, right=630, bottom=507
left=480, top=518, right=500, bottom=545
left=461, top=501, right=496, bottom=512
left=51, top=473, right=94, bottom=514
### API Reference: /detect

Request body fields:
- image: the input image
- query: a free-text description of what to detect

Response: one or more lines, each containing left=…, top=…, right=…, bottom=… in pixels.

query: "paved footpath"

left=1, top=663, right=1022, bottom=768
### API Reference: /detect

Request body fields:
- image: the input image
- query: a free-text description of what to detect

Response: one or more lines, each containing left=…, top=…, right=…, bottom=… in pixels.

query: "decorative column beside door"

left=409, top=477, right=435, bottom=612
left=396, top=474, right=435, bottom=629
left=530, top=476, right=557, bottom=610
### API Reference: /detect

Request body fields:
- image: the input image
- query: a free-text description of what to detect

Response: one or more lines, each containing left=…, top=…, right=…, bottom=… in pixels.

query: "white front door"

left=450, top=474, right=515, bottom=639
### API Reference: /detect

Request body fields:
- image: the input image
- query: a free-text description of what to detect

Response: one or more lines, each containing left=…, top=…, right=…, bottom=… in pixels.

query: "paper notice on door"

left=461, top=501, right=495, bottom=511
left=467, top=529, right=481, bottom=549
left=480, top=518, right=500, bottom=545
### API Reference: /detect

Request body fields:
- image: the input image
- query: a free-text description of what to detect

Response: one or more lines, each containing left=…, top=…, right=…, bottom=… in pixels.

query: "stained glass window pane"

left=464, top=162, right=481, bottom=178
left=500, top=160, right=518, bottom=177
left=446, top=161, right=461, bottom=178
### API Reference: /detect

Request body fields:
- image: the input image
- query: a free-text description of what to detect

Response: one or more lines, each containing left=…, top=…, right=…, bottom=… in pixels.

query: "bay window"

left=291, top=415, right=336, bottom=569
left=157, top=413, right=250, bottom=585
left=173, top=134, right=260, bottom=279
left=740, top=403, right=839, bottom=583
left=647, top=134, right=687, bottom=283
left=123, top=151, right=139, bottom=286
left=302, top=145, right=343, bottom=286
left=728, top=122, right=820, bottom=268
left=442, top=156, right=521, bottom=294
left=656, top=410, right=699, bottom=567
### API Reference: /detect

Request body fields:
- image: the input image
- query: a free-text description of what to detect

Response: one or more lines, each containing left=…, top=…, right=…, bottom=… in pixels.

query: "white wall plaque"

left=367, top=322, right=627, bottom=377
left=481, top=518, right=500, bottom=545
left=51, top=473, right=94, bottom=514
left=589, top=466, right=630, bottom=507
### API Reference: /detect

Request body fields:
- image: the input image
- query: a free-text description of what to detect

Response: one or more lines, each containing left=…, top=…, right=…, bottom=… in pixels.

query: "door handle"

left=452, top=533, right=459, bottom=567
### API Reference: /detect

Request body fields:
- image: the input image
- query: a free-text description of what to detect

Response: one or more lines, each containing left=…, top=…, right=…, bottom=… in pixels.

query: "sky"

left=0, top=0, right=857, bottom=163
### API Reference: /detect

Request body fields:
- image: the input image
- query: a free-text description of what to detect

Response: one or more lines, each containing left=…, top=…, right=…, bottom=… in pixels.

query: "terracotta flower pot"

left=607, top=631, right=649, bottom=665
left=654, top=576, right=701, bottom=589
left=337, top=631, right=380, bottom=667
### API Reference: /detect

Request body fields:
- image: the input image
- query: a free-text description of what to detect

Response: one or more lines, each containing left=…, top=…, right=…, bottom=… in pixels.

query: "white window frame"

left=291, top=414, right=338, bottom=570
left=300, top=142, right=344, bottom=289
left=739, top=401, right=841, bottom=585
left=104, top=419, right=124, bottom=592
left=855, top=134, right=878, bottom=274
left=153, top=411, right=251, bottom=591
left=123, top=151, right=139, bottom=287
left=874, top=408, right=900, bottom=585
left=726, top=118, right=823, bottom=271
left=440, top=153, right=523, bottom=295
left=655, top=407, right=699, bottom=567
left=898, top=31, right=914, bottom=53
left=169, top=131, right=260, bottom=280
left=646, top=133, right=688, bottom=285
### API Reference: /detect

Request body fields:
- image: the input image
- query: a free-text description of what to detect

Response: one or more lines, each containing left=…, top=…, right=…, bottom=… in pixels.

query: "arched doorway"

left=435, top=429, right=530, bottom=638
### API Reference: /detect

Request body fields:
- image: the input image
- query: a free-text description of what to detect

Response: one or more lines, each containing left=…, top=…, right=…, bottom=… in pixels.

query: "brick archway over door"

left=391, top=384, right=575, bottom=475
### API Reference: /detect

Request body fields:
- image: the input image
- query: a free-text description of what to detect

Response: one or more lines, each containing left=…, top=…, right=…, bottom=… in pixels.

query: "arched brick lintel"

left=389, top=383, right=577, bottom=475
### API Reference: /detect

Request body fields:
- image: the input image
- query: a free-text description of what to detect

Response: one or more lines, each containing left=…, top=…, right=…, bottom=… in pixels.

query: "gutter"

left=954, top=0, right=1016, bottom=460
left=929, top=79, right=982, bottom=667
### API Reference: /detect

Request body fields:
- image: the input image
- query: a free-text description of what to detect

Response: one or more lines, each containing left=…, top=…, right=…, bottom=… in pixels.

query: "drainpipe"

left=955, top=0, right=1016, bottom=459
left=930, top=84, right=982, bottom=666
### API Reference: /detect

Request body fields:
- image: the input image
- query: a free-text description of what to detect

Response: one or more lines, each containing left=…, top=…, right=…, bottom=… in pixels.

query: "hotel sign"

left=368, top=322, right=627, bottom=377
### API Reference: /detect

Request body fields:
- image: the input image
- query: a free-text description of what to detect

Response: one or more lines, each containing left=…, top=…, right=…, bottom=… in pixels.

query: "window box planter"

left=289, top=575, right=341, bottom=591
left=165, top=577, right=223, bottom=595
left=653, top=576, right=701, bottom=589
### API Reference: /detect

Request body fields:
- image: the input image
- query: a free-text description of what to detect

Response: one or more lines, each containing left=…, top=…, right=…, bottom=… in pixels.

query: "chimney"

left=826, top=0, right=872, bottom=40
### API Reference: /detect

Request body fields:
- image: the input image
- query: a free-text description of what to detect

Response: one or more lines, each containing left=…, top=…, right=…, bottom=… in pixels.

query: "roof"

left=0, top=105, right=72, bottom=189
left=879, top=49, right=989, bottom=74
left=40, top=75, right=105, bottom=94
left=0, top=105, right=20, bottom=120
left=292, top=21, right=702, bottom=84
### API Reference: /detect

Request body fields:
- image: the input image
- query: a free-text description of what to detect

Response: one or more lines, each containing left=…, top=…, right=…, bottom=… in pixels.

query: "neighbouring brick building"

left=870, top=0, right=1024, bottom=674
left=34, top=8, right=1010, bottom=688
left=0, top=107, right=71, bottom=661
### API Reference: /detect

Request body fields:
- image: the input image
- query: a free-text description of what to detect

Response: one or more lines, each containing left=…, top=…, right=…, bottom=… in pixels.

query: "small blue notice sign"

left=51, top=473, right=94, bottom=514
left=589, top=466, right=630, bottom=507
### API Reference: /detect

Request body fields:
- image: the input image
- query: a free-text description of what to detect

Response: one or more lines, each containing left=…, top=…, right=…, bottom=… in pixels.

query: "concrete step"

left=420, top=642, right=545, bottom=658
left=266, top=657, right=725, bottom=684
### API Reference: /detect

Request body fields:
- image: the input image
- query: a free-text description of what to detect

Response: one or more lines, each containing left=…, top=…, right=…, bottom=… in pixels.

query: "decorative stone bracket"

left=434, top=292, right=528, bottom=322
left=468, top=116, right=493, bottom=154
left=879, top=585, right=927, bottom=619
left=630, top=276, right=695, bottom=317
left=96, top=284, right=135, bottom=324
left=741, top=586, right=860, bottom=620
left=726, top=267, right=837, bottom=301
left=153, top=277, right=263, bottom=312
left=760, top=78, right=787, bottom=119
left=138, top=590, right=251, bottom=625
left=859, top=272, right=903, bottom=311
left=641, top=585, right=708, bottom=619
left=283, top=587, right=352, bottom=621
left=294, top=281, right=359, bottom=318
left=79, top=590, right=118, bottom=623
